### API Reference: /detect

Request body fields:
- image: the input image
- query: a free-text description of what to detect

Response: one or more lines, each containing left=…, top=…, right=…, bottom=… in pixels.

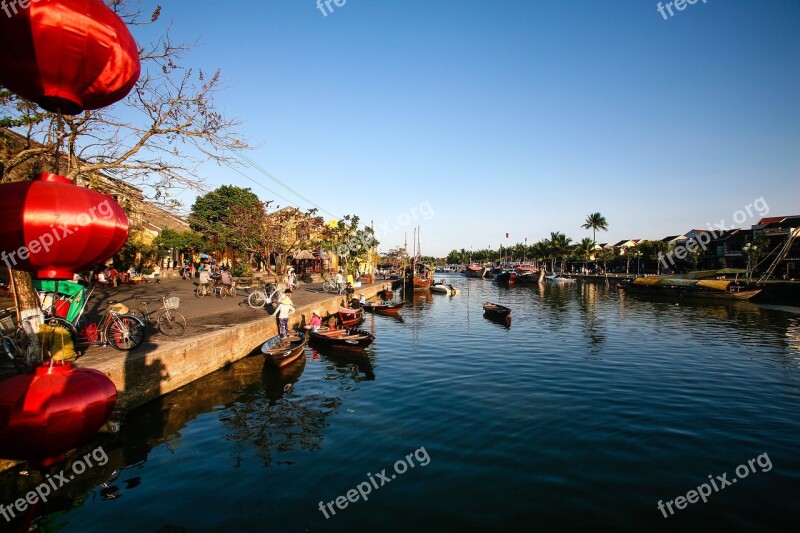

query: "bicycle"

left=212, top=281, right=236, bottom=299
left=46, top=299, right=145, bottom=352
left=195, top=282, right=212, bottom=298
left=0, top=308, right=39, bottom=372
left=247, top=281, right=284, bottom=309
left=321, top=275, right=337, bottom=293
left=132, top=294, right=187, bottom=336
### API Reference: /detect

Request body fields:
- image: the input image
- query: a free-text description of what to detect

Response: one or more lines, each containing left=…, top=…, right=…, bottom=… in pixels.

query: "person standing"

left=271, top=289, right=295, bottom=338
left=335, top=269, right=344, bottom=295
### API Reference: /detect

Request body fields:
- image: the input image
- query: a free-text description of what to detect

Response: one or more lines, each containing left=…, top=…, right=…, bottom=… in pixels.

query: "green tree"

left=189, top=185, right=262, bottom=250
left=548, top=232, right=573, bottom=272
left=581, top=212, right=609, bottom=244
left=576, top=237, right=595, bottom=270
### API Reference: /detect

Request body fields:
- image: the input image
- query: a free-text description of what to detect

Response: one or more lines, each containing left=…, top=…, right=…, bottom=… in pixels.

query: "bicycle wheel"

left=268, top=289, right=284, bottom=304
left=196, top=284, right=206, bottom=298
left=16, top=318, right=41, bottom=366
left=2, top=336, right=28, bottom=372
left=157, top=310, right=186, bottom=336
left=248, top=291, right=267, bottom=309
left=217, top=286, right=227, bottom=299
left=105, top=315, right=145, bottom=351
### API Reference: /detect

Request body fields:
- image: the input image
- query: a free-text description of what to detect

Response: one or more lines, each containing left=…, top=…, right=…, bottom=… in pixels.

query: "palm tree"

left=548, top=232, right=573, bottom=272
left=576, top=237, right=595, bottom=271
left=581, top=212, right=609, bottom=244
left=531, top=240, right=549, bottom=270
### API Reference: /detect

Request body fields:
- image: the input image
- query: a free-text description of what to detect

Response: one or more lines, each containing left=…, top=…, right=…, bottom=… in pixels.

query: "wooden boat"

left=515, top=270, right=545, bottom=284
left=545, top=275, right=576, bottom=283
left=430, top=281, right=460, bottom=295
left=494, top=271, right=517, bottom=285
left=483, top=302, right=512, bottom=319
left=619, top=278, right=762, bottom=301
left=260, top=331, right=307, bottom=368
left=338, top=307, right=364, bottom=327
left=309, top=327, right=375, bottom=350
left=463, top=265, right=485, bottom=278
left=362, top=301, right=405, bottom=314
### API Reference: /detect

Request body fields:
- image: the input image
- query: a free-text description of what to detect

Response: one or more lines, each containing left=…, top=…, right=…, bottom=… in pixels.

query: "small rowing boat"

left=362, top=301, right=405, bottom=314
left=338, top=307, right=364, bottom=327
left=483, top=302, right=511, bottom=319
left=260, top=331, right=307, bottom=368
left=309, top=327, right=375, bottom=350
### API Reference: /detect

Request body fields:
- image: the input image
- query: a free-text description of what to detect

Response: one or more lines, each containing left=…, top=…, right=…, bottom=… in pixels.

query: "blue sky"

left=129, top=0, right=799, bottom=256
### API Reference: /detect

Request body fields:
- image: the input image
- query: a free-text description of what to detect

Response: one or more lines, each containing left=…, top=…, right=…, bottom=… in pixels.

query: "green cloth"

left=32, top=279, right=86, bottom=323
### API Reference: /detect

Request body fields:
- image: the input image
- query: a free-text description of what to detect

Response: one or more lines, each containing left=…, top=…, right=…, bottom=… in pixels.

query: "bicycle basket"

left=0, top=314, right=15, bottom=334
left=109, top=303, right=129, bottom=314
left=164, top=296, right=180, bottom=310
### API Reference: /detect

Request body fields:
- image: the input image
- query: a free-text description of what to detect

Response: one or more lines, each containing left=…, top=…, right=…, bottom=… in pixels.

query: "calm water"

left=9, top=277, right=800, bottom=531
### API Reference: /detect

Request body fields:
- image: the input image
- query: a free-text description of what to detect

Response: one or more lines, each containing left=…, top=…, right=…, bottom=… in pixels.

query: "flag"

left=505, top=232, right=509, bottom=238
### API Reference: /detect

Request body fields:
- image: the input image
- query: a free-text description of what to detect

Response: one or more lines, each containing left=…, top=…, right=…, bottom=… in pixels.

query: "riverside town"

left=0, top=1, right=797, bottom=531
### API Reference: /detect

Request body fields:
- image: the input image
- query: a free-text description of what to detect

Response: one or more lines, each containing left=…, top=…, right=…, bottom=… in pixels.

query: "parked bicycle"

left=132, top=294, right=187, bottom=336
left=247, top=281, right=284, bottom=309
left=0, top=308, right=39, bottom=372
left=45, top=298, right=145, bottom=352
left=321, top=275, right=337, bottom=293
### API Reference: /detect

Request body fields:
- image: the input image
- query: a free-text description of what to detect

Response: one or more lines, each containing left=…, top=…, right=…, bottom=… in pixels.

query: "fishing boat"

left=494, top=271, right=517, bottom=285
left=515, top=270, right=545, bottom=284
left=260, top=331, right=307, bottom=368
left=337, top=307, right=364, bottom=327
left=483, top=302, right=512, bottom=319
left=430, top=280, right=460, bottom=295
left=362, top=301, right=405, bottom=314
left=619, top=277, right=762, bottom=301
left=463, top=265, right=485, bottom=278
left=309, top=327, right=375, bottom=350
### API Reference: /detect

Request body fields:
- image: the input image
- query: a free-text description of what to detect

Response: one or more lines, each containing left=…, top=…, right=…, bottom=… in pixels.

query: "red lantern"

left=0, top=362, right=117, bottom=464
left=0, top=173, right=129, bottom=279
left=0, top=0, right=140, bottom=115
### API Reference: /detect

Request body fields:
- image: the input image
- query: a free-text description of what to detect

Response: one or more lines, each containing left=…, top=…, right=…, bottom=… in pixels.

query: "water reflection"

left=312, top=346, right=376, bottom=382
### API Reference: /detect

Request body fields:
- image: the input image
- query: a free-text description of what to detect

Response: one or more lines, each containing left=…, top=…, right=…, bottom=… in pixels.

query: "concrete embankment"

left=86, top=283, right=385, bottom=412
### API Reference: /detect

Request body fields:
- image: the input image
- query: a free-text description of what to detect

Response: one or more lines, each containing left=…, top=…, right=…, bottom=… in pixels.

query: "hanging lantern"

left=0, top=362, right=117, bottom=464
left=0, top=0, right=140, bottom=115
left=0, top=173, right=129, bottom=279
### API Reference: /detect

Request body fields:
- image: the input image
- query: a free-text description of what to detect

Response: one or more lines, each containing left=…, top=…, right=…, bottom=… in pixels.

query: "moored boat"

left=619, top=277, right=762, bottom=301
left=309, top=327, right=375, bottom=350
left=483, top=302, right=512, bottom=319
left=260, top=331, right=308, bottom=368
left=337, top=307, right=364, bottom=327
left=545, top=275, right=576, bottom=283
left=494, top=271, right=517, bottom=285
left=362, top=301, right=405, bottom=314
left=431, top=280, right=461, bottom=295
left=463, top=265, right=485, bottom=278
left=515, top=270, right=545, bottom=284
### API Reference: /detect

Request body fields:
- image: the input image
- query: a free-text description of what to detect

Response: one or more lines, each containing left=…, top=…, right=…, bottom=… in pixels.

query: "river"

left=11, top=276, right=800, bottom=531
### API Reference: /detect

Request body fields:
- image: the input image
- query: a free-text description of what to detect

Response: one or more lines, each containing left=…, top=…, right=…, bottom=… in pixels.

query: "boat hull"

left=363, top=302, right=405, bottom=314
left=309, top=327, right=375, bottom=350
left=337, top=307, right=364, bottom=327
left=620, top=281, right=762, bottom=301
left=261, top=332, right=307, bottom=368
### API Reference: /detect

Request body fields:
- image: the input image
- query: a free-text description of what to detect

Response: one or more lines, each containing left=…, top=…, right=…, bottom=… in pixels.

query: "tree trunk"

left=9, top=268, right=43, bottom=354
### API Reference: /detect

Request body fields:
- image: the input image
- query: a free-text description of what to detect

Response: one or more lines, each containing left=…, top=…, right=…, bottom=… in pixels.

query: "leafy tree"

left=189, top=185, right=262, bottom=250
left=576, top=237, right=595, bottom=270
left=548, top=232, right=573, bottom=272
left=0, top=2, right=251, bottom=335
left=581, top=212, right=609, bottom=243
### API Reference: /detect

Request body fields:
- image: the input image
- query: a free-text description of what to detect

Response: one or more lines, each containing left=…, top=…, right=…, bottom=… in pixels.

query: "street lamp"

left=635, top=251, right=643, bottom=277
left=742, top=242, right=756, bottom=281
